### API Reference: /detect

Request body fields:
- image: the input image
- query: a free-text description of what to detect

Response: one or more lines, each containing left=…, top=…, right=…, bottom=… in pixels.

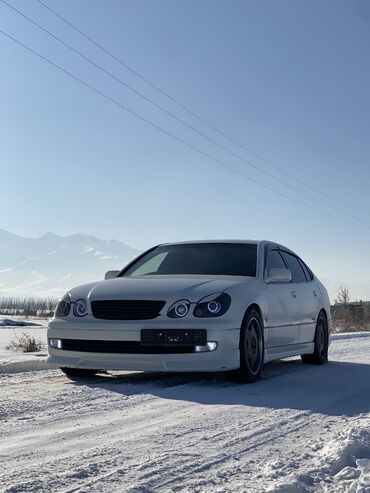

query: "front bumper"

left=47, top=318, right=240, bottom=372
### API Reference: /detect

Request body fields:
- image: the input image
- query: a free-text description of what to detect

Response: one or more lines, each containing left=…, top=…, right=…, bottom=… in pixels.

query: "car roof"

left=160, top=239, right=261, bottom=246
left=159, top=240, right=296, bottom=255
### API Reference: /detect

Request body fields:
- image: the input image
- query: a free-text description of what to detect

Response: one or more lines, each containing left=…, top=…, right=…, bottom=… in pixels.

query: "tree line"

left=0, top=297, right=58, bottom=317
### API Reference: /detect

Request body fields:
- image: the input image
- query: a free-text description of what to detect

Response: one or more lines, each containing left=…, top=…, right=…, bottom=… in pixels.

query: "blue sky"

left=1, top=0, right=370, bottom=298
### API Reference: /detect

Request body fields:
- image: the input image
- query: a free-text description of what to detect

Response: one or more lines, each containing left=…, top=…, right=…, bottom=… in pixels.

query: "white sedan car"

left=47, top=240, right=331, bottom=383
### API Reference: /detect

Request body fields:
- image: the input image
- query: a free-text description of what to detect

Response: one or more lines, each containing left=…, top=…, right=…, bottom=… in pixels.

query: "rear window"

left=122, top=243, right=257, bottom=277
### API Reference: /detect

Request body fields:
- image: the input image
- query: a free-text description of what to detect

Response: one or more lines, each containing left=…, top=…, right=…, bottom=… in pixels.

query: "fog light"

left=49, top=338, right=62, bottom=349
left=194, top=341, right=218, bottom=352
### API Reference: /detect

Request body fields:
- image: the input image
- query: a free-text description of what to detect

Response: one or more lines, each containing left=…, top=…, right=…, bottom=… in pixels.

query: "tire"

left=60, top=367, right=99, bottom=378
left=225, top=308, right=264, bottom=383
left=301, top=312, right=328, bottom=365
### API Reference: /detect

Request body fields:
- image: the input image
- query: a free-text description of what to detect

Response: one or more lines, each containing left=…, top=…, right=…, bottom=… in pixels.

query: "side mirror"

left=265, top=267, right=292, bottom=283
left=104, top=270, right=120, bottom=280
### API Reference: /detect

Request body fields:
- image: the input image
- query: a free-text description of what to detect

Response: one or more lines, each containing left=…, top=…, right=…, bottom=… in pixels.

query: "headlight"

left=193, top=293, right=231, bottom=318
left=55, top=293, right=71, bottom=317
left=73, top=299, right=88, bottom=317
left=167, top=300, right=190, bottom=318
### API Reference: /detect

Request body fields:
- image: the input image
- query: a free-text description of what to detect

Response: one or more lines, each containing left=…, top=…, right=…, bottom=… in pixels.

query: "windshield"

left=121, top=243, right=257, bottom=277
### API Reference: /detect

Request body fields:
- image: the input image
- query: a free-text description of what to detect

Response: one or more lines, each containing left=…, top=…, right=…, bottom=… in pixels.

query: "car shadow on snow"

left=66, top=359, right=370, bottom=416
left=71, top=358, right=370, bottom=417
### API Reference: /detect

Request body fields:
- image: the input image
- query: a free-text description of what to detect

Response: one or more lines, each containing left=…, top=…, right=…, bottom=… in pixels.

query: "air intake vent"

left=91, top=300, right=166, bottom=320
left=61, top=339, right=194, bottom=354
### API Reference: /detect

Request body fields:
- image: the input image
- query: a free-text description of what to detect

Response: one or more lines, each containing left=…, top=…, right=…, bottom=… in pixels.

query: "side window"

left=266, top=249, right=286, bottom=271
left=280, top=251, right=307, bottom=283
left=298, top=258, right=313, bottom=281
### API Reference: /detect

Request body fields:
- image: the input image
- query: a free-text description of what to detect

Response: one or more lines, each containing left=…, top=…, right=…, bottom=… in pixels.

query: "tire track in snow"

left=1, top=335, right=370, bottom=492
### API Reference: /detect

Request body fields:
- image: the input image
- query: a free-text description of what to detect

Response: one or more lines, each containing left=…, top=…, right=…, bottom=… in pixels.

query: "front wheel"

left=61, top=367, right=100, bottom=379
left=301, top=312, right=328, bottom=365
left=225, top=308, right=264, bottom=383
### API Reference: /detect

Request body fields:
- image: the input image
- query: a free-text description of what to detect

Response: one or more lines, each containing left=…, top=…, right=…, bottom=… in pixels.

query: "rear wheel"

left=301, top=312, right=328, bottom=365
left=225, top=308, right=264, bottom=383
left=60, top=367, right=99, bottom=378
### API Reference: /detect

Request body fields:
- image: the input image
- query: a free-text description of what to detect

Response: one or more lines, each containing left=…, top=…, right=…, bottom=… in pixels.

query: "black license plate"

left=141, top=329, right=207, bottom=346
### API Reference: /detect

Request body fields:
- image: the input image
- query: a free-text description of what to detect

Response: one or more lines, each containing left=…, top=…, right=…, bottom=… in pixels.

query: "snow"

left=0, top=333, right=369, bottom=492
left=0, top=318, right=42, bottom=327
left=331, top=331, right=370, bottom=341
left=0, top=318, right=48, bottom=373
left=265, top=415, right=370, bottom=493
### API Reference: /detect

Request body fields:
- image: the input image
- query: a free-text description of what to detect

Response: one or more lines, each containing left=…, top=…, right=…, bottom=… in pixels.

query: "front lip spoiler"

left=46, top=346, right=240, bottom=372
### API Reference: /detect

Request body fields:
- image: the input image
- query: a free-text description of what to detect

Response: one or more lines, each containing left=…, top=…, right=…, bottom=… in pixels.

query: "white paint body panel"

left=263, top=282, right=301, bottom=347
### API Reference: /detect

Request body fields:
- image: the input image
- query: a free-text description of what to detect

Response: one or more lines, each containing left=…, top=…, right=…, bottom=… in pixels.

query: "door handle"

left=291, top=290, right=297, bottom=298
left=313, top=290, right=318, bottom=297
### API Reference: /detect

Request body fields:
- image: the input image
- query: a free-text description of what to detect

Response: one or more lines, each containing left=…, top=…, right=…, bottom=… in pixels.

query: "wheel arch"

left=318, top=307, right=328, bottom=321
left=318, top=307, right=330, bottom=346
left=238, top=302, right=265, bottom=370
left=241, top=303, right=264, bottom=328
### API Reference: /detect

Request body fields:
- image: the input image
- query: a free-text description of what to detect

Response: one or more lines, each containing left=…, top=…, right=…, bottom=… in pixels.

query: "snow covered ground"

left=0, top=318, right=48, bottom=373
left=0, top=333, right=369, bottom=492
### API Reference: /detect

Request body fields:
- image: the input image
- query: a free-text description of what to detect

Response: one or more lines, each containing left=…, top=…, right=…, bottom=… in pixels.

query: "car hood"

left=68, top=276, right=245, bottom=303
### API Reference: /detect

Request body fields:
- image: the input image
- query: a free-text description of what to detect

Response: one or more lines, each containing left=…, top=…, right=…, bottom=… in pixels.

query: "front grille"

left=60, top=339, right=195, bottom=354
left=91, top=300, right=166, bottom=320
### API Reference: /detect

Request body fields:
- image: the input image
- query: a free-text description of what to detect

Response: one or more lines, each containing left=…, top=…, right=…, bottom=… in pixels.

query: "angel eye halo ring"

left=73, top=299, right=88, bottom=317
left=167, top=300, right=190, bottom=318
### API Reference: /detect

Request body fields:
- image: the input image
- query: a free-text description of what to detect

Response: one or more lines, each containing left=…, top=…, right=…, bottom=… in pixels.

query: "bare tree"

left=335, top=286, right=350, bottom=305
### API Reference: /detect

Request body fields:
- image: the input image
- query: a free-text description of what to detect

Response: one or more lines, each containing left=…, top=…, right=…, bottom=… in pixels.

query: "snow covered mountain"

left=0, top=229, right=140, bottom=298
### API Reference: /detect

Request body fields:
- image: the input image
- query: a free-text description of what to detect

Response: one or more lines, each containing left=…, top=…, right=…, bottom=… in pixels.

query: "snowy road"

left=1, top=334, right=369, bottom=492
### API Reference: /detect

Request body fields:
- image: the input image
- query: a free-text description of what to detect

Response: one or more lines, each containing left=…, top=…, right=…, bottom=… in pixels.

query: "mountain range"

left=1, top=229, right=369, bottom=302
left=0, top=229, right=140, bottom=298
